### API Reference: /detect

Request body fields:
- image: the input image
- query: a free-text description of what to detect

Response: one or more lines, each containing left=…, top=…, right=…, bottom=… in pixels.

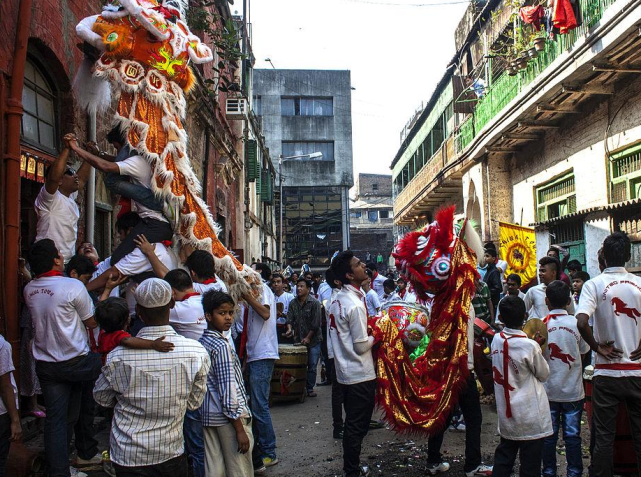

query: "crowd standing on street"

left=1, top=129, right=641, bottom=477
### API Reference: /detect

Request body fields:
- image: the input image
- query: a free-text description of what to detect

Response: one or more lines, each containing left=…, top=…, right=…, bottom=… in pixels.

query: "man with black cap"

left=94, top=278, right=210, bottom=477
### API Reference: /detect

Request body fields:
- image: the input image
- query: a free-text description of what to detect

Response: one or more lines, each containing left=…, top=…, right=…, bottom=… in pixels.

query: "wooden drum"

left=271, top=344, right=308, bottom=404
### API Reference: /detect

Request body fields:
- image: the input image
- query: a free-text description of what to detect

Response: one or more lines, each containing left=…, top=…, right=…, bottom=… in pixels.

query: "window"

left=550, top=218, right=586, bottom=268
left=94, top=205, right=112, bottom=260
left=21, top=59, right=57, bottom=152
left=282, top=186, right=345, bottom=267
left=281, top=97, right=333, bottom=116
left=368, top=210, right=378, bottom=222
left=535, top=172, right=576, bottom=222
left=372, top=183, right=378, bottom=191
left=610, top=143, right=641, bottom=203
left=351, top=210, right=362, bottom=218
left=281, top=141, right=334, bottom=161
left=252, top=95, right=262, bottom=116
left=379, top=210, right=390, bottom=219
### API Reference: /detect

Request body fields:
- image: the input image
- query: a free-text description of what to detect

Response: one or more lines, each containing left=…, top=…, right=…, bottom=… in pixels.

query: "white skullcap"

left=134, top=278, right=172, bottom=308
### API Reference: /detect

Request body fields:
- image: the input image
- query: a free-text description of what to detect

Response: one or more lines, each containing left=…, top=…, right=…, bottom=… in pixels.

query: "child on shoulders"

left=199, top=290, right=253, bottom=476
left=491, top=296, right=553, bottom=477
left=542, top=281, right=590, bottom=477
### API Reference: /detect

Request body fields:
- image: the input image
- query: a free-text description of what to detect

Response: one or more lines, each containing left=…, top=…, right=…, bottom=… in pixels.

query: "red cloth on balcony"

left=519, top=5, right=545, bottom=31
left=552, top=0, right=578, bottom=34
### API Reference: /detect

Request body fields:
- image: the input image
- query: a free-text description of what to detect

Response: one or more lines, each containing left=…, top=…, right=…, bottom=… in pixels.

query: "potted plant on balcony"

left=533, top=35, right=546, bottom=51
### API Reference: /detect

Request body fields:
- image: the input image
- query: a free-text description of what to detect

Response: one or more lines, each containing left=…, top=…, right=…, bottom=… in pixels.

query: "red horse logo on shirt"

left=548, top=343, right=575, bottom=369
left=329, top=313, right=339, bottom=334
left=492, top=367, right=515, bottom=391
left=611, top=297, right=641, bottom=325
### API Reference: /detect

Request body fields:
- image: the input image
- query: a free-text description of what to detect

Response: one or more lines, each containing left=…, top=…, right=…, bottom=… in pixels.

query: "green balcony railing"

left=457, top=0, right=620, bottom=152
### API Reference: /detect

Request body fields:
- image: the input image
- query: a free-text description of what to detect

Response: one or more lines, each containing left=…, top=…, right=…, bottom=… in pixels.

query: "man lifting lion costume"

left=75, top=0, right=260, bottom=297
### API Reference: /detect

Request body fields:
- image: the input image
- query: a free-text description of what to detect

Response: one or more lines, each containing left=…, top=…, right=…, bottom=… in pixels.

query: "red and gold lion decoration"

left=76, top=0, right=260, bottom=296
left=373, top=206, right=484, bottom=435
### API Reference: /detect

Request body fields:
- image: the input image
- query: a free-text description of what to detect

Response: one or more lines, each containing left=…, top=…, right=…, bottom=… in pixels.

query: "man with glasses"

left=35, top=133, right=92, bottom=263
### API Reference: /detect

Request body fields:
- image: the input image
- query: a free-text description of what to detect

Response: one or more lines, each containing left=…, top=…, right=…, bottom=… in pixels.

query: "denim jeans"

left=74, top=378, right=99, bottom=460
left=306, top=343, right=321, bottom=393
left=183, top=409, right=204, bottom=477
left=543, top=400, right=583, bottom=477
left=104, top=146, right=164, bottom=213
left=35, top=353, right=103, bottom=477
left=247, top=359, right=276, bottom=459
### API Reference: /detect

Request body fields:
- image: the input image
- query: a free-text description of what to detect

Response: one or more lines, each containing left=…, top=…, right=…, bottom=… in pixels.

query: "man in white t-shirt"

left=242, top=263, right=279, bottom=471
left=35, top=134, right=92, bottom=263
left=271, top=273, right=294, bottom=326
left=24, top=239, right=102, bottom=477
left=329, top=252, right=377, bottom=477
left=524, top=256, right=575, bottom=320
left=69, top=137, right=173, bottom=267
left=541, top=281, right=590, bottom=477
left=0, top=334, right=21, bottom=476
left=576, top=232, right=641, bottom=477
left=363, top=274, right=381, bottom=317
left=366, top=262, right=387, bottom=301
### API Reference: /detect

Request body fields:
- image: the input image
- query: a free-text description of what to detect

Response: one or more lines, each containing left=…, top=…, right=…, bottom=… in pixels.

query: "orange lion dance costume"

left=76, top=0, right=259, bottom=296
left=373, top=206, right=484, bottom=435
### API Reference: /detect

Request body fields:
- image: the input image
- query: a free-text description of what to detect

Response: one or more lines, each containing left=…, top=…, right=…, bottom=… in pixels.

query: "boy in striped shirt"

left=200, top=291, right=253, bottom=476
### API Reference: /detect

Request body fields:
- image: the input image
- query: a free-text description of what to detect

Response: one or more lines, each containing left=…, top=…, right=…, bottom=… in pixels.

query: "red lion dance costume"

left=75, top=0, right=259, bottom=296
left=374, top=206, right=484, bottom=435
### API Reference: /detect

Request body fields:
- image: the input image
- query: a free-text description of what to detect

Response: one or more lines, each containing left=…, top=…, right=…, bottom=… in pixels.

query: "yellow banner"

left=498, top=222, right=537, bottom=288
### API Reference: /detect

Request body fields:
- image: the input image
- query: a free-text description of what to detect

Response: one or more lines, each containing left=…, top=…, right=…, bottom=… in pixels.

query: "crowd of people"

left=0, top=126, right=640, bottom=477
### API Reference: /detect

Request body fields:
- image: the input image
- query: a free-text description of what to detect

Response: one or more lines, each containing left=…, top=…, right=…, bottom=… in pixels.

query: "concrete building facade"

left=254, top=69, right=354, bottom=270
left=350, top=174, right=395, bottom=272
left=391, top=0, right=641, bottom=279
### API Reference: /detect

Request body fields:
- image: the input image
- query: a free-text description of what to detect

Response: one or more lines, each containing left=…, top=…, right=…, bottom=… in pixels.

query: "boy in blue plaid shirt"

left=199, top=291, right=254, bottom=476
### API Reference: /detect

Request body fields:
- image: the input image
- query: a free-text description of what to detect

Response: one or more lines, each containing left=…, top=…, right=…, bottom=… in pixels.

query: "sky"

left=244, top=0, right=470, bottom=177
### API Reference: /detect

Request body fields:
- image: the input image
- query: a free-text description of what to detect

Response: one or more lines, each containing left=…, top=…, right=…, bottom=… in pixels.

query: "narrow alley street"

left=23, top=380, right=588, bottom=477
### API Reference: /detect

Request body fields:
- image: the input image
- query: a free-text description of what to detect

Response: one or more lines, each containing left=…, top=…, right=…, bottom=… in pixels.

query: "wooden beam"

left=518, top=121, right=561, bottom=129
left=537, top=104, right=581, bottom=113
left=502, top=132, right=541, bottom=140
left=562, top=84, right=614, bottom=95
left=592, top=64, right=641, bottom=73
left=485, top=146, right=518, bottom=153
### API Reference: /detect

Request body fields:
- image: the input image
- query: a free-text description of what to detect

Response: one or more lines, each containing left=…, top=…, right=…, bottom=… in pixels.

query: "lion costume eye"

left=431, top=256, right=451, bottom=280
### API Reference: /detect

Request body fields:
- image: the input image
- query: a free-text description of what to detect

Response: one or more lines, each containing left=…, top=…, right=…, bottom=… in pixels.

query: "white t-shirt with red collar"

left=543, top=309, right=590, bottom=402
left=577, top=267, right=641, bottom=378
left=491, top=327, right=552, bottom=440
left=192, top=278, right=227, bottom=295
left=328, top=284, right=375, bottom=385
left=169, top=293, right=206, bottom=341
left=24, top=275, right=94, bottom=362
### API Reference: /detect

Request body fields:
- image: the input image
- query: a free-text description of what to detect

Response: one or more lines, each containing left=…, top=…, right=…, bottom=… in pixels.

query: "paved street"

left=20, top=375, right=595, bottom=477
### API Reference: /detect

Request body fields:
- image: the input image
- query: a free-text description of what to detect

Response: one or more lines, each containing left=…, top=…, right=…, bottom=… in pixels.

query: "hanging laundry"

left=552, top=0, right=578, bottom=34
left=519, top=5, right=546, bottom=30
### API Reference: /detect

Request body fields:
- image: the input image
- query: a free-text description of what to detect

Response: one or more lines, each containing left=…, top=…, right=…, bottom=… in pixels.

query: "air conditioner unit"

left=226, top=98, right=247, bottom=120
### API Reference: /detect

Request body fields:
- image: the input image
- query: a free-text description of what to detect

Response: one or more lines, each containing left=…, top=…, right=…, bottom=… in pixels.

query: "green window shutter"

left=260, top=169, right=274, bottom=204
left=245, top=140, right=259, bottom=182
